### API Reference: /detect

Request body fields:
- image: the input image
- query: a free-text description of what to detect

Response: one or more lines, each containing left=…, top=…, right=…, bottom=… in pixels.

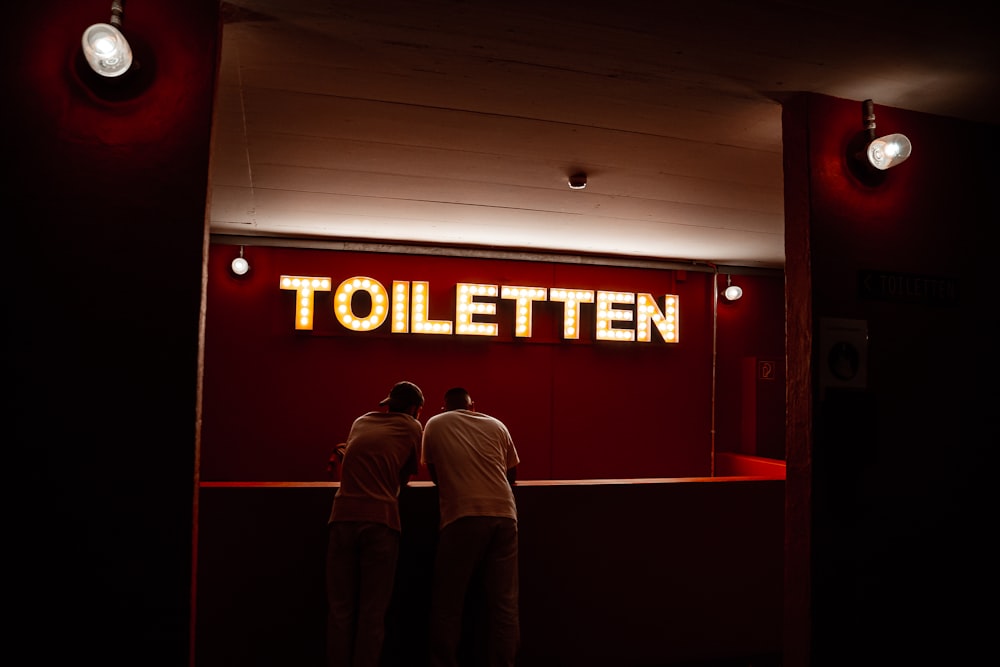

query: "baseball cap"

left=379, top=381, right=424, bottom=408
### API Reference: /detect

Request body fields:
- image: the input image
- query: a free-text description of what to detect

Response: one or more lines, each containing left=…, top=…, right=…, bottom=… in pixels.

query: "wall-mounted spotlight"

left=231, top=246, right=250, bottom=276
left=858, top=99, right=912, bottom=171
left=721, top=275, right=742, bottom=302
left=82, top=1, right=133, bottom=78
left=568, top=172, right=587, bottom=190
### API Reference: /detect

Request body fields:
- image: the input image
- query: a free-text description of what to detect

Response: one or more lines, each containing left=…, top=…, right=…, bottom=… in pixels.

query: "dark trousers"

left=326, top=521, right=400, bottom=667
left=429, top=516, right=519, bottom=667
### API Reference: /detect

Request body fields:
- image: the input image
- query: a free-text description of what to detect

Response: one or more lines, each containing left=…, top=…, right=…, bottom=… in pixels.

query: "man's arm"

left=326, top=442, right=347, bottom=480
left=506, top=466, right=517, bottom=485
left=399, top=450, right=418, bottom=487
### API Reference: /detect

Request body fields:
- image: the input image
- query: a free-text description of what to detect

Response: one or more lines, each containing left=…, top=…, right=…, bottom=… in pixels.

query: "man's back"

left=331, top=410, right=421, bottom=530
left=422, top=407, right=519, bottom=528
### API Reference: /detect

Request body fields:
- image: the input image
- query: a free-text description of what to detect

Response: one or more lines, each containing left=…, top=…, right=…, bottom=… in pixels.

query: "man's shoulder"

left=426, top=409, right=463, bottom=423
left=356, top=410, right=414, bottom=422
left=353, top=411, right=421, bottom=435
left=474, top=411, right=507, bottom=427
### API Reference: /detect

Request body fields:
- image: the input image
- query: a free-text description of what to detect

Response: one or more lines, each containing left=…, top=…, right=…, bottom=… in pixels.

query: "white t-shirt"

left=421, top=409, right=519, bottom=529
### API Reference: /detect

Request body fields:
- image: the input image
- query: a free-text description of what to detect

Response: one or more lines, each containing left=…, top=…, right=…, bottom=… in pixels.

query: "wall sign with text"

left=279, top=275, right=680, bottom=343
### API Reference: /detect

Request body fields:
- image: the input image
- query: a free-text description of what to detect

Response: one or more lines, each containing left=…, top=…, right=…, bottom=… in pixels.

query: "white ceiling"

left=209, top=0, right=1000, bottom=270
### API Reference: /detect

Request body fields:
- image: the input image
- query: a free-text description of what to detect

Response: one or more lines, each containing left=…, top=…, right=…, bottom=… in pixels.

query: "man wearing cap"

left=421, top=387, right=520, bottom=667
left=326, top=380, right=425, bottom=667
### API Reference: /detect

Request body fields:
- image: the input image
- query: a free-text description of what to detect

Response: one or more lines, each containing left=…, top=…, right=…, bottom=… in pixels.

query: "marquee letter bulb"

left=82, top=23, right=133, bottom=77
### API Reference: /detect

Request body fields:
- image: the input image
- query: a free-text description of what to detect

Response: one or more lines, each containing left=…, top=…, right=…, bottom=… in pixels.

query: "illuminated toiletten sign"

left=280, top=275, right=679, bottom=343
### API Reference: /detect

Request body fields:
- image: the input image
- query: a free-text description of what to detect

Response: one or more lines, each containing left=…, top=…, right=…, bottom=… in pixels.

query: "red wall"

left=202, top=243, right=785, bottom=481
left=9, top=2, right=220, bottom=665
left=783, top=93, right=998, bottom=666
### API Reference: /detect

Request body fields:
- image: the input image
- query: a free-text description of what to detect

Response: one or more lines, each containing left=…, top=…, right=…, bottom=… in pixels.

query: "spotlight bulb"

left=866, top=133, right=912, bottom=170
left=231, top=257, right=250, bottom=276
left=723, top=284, right=743, bottom=301
left=82, top=23, right=133, bottom=77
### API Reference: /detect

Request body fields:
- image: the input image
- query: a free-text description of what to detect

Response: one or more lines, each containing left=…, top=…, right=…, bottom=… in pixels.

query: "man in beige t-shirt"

left=421, top=387, right=520, bottom=667
left=326, top=381, right=424, bottom=667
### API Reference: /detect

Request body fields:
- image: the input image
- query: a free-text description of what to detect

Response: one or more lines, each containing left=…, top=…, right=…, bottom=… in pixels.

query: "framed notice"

left=818, top=317, right=868, bottom=393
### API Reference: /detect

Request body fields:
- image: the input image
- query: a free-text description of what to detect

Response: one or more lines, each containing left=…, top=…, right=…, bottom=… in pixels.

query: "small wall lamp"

left=82, top=1, right=133, bottom=78
left=858, top=99, right=912, bottom=171
left=721, top=275, right=742, bottom=302
left=231, top=246, right=250, bottom=276
left=568, top=172, right=587, bottom=190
